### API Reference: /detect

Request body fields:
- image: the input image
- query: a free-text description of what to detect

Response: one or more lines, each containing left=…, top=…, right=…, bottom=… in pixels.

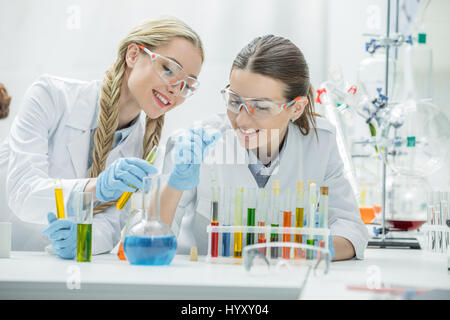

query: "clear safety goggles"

left=221, top=85, right=302, bottom=120
left=139, top=45, right=200, bottom=98
left=243, top=242, right=330, bottom=299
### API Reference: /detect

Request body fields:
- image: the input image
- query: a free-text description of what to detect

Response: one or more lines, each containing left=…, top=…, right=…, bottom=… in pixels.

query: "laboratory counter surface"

left=0, top=249, right=449, bottom=300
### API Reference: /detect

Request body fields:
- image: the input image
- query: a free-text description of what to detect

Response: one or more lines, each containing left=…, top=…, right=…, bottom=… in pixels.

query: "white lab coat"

left=0, top=74, right=162, bottom=253
left=164, top=113, right=369, bottom=259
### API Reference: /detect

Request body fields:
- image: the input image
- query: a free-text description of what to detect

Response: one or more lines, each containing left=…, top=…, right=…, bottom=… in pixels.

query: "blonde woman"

left=0, top=16, right=204, bottom=258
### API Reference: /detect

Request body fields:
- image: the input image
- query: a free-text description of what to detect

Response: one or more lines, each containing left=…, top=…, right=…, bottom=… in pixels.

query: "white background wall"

left=0, top=0, right=329, bottom=144
left=1, top=0, right=449, bottom=189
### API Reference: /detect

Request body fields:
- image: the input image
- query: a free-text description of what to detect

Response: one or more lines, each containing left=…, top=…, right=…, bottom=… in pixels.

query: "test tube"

left=116, top=145, right=158, bottom=210
left=282, top=188, right=293, bottom=259
left=221, top=186, right=232, bottom=257
left=294, top=181, right=304, bottom=259
left=233, top=187, right=244, bottom=258
left=307, top=182, right=317, bottom=260
left=426, top=192, right=433, bottom=251
left=54, top=179, right=65, bottom=219
left=75, top=192, right=93, bottom=262
left=439, top=191, right=448, bottom=253
left=257, top=189, right=269, bottom=256
left=318, top=186, right=329, bottom=258
left=270, top=180, right=281, bottom=259
left=443, top=192, right=449, bottom=252
left=211, top=185, right=220, bottom=258
left=246, top=188, right=256, bottom=246
left=433, top=191, right=441, bottom=252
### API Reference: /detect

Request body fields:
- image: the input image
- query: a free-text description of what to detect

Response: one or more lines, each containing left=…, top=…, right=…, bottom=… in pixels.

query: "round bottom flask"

left=124, top=175, right=177, bottom=266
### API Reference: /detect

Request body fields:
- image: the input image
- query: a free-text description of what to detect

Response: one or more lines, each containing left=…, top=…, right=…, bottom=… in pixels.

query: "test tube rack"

left=206, top=225, right=330, bottom=265
left=421, top=224, right=450, bottom=255
left=422, top=191, right=450, bottom=255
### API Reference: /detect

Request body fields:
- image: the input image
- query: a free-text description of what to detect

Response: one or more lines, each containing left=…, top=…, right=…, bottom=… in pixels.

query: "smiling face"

left=125, top=37, right=203, bottom=119
left=227, top=68, right=307, bottom=157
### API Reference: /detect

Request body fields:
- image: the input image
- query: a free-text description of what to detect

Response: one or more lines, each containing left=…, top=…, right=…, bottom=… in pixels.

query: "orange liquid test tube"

left=282, top=211, right=292, bottom=259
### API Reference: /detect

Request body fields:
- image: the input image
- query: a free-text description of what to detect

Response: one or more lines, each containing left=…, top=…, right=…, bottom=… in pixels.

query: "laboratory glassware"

left=74, top=192, right=93, bottom=262
left=124, top=175, right=177, bottom=265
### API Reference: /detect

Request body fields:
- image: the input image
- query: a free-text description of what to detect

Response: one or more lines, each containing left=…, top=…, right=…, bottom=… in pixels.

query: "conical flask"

left=123, top=175, right=177, bottom=265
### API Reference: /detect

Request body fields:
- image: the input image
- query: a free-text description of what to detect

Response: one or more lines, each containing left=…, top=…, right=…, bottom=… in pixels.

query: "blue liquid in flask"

left=124, top=235, right=177, bottom=265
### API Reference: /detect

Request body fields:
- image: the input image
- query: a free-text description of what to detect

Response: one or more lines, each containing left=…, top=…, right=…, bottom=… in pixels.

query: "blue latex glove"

left=168, top=127, right=222, bottom=191
left=42, top=212, right=77, bottom=260
left=96, top=157, right=158, bottom=202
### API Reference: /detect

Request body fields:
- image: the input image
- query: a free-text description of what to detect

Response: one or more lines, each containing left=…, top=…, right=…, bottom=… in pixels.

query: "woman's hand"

left=42, top=212, right=77, bottom=259
left=96, top=157, right=158, bottom=202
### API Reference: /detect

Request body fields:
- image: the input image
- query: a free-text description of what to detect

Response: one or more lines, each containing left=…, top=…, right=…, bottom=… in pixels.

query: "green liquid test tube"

left=246, top=188, right=256, bottom=246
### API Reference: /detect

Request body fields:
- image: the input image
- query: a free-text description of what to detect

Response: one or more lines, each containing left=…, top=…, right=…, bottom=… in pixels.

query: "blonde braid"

left=142, top=115, right=165, bottom=158
left=90, top=62, right=125, bottom=214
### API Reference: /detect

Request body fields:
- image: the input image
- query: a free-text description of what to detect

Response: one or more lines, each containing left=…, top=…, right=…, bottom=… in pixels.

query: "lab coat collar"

left=66, top=81, right=101, bottom=177
left=259, top=121, right=300, bottom=188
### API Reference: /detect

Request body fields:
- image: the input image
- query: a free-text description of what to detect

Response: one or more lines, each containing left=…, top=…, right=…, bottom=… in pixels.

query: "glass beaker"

left=74, top=192, right=93, bottom=262
left=123, top=175, right=177, bottom=265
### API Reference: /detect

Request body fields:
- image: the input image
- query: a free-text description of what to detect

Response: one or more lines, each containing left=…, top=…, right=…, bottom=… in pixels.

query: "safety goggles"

left=139, top=45, right=200, bottom=98
left=243, top=242, right=330, bottom=299
left=221, top=85, right=302, bottom=120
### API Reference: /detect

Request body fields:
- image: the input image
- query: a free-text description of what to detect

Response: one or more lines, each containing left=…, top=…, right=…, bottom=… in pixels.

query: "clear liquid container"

left=124, top=175, right=177, bottom=266
left=386, top=174, right=430, bottom=231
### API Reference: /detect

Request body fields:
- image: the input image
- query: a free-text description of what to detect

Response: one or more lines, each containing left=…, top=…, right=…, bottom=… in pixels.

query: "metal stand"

left=368, top=0, right=421, bottom=249
left=368, top=237, right=421, bottom=249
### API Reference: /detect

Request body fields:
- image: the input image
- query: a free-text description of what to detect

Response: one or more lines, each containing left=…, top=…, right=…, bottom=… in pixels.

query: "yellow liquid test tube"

left=54, top=180, right=65, bottom=219
left=234, top=187, right=244, bottom=258
left=116, top=146, right=158, bottom=210
left=294, top=181, right=304, bottom=259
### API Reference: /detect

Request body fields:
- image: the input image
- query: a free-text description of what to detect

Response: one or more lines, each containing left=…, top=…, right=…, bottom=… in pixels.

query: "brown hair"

left=231, top=35, right=317, bottom=136
left=90, top=16, right=204, bottom=214
left=0, top=83, right=11, bottom=119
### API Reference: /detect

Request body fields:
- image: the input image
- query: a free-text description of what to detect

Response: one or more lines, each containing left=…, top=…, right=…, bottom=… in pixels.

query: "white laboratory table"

left=0, top=248, right=449, bottom=300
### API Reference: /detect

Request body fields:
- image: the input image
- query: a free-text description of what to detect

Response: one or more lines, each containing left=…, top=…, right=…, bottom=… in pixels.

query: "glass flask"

left=377, top=99, right=450, bottom=177
left=123, top=175, right=177, bottom=266
left=386, top=174, right=430, bottom=231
